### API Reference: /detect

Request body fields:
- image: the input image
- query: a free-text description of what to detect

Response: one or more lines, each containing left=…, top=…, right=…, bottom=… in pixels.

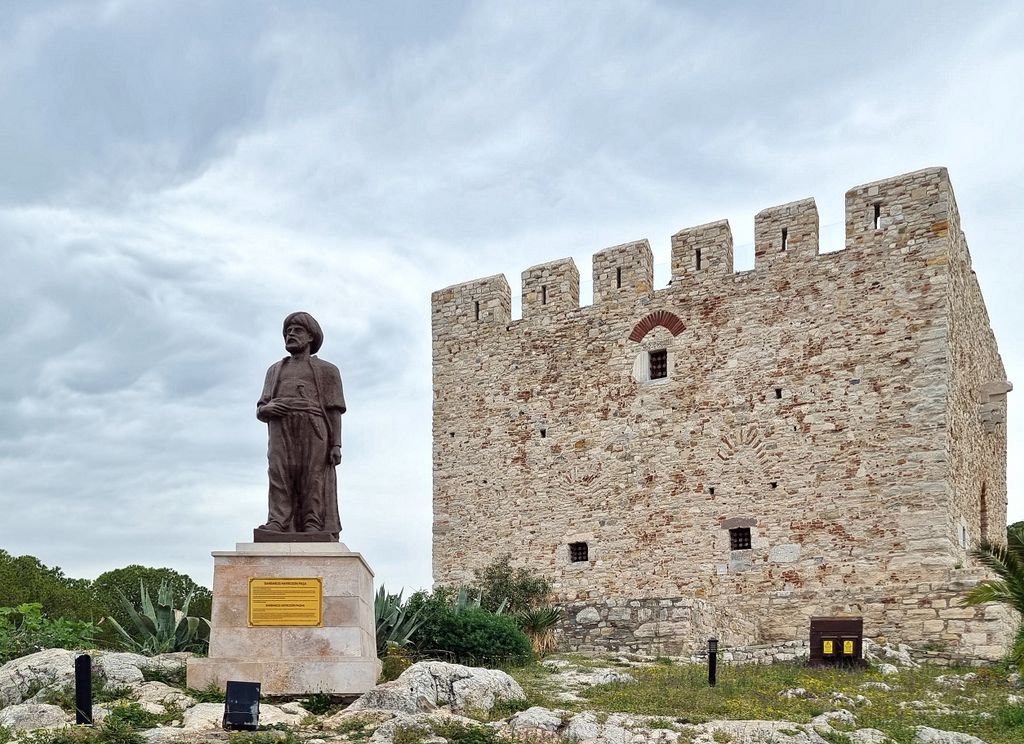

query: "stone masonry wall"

left=431, top=168, right=1013, bottom=659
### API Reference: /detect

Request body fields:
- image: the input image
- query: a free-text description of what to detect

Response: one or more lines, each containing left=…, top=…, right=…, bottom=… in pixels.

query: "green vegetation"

left=0, top=549, right=213, bottom=660
left=106, top=579, right=210, bottom=654
left=510, top=656, right=1024, bottom=744
left=516, top=606, right=561, bottom=656
left=92, top=564, right=212, bottom=639
left=375, top=586, right=425, bottom=655
left=471, top=554, right=552, bottom=614
left=964, top=522, right=1024, bottom=670
left=392, top=720, right=503, bottom=744
left=407, top=590, right=533, bottom=666
left=0, top=603, right=96, bottom=664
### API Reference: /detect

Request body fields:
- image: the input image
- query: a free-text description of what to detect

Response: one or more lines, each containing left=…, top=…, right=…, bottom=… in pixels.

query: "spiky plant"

left=375, top=586, right=425, bottom=656
left=106, top=580, right=210, bottom=654
left=516, top=607, right=561, bottom=656
left=962, top=523, right=1024, bottom=669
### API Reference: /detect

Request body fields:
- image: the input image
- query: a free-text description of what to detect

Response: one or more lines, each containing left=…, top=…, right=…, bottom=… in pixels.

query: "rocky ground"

left=0, top=647, right=1018, bottom=744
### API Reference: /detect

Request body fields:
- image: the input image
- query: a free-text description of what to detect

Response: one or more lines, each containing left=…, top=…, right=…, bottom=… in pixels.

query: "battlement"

left=431, top=168, right=960, bottom=332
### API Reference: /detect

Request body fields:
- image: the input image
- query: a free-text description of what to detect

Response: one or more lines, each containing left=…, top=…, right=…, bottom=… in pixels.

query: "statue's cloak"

left=258, top=356, right=346, bottom=537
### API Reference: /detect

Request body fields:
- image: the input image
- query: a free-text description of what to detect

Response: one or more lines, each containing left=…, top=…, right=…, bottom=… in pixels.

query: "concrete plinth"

left=186, top=542, right=379, bottom=695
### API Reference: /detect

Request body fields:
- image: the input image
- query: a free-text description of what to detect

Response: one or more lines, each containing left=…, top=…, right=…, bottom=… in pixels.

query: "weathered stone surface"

left=507, top=706, right=566, bottom=734
left=0, top=648, right=76, bottom=707
left=0, top=702, right=70, bottom=729
left=431, top=168, right=1012, bottom=660
left=914, top=726, right=988, bottom=744
left=348, top=661, right=525, bottom=715
left=95, top=652, right=148, bottom=687
left=181, top=701, right=305, bottom=729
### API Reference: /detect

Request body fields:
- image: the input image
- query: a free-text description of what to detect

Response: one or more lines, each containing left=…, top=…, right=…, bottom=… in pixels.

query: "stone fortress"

left=430, top=168, right=1013, bottom=661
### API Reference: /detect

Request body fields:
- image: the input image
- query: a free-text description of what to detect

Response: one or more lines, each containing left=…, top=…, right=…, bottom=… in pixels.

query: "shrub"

left=408, top=592, right=532, bottom=666
left=516, top=606, right=561, bottom=656
left=0, top=603, right=96, bottom=664
left=375, top=586, right=424, bottom=655
left=106, top=580, right=210, bottom=654
left=471, top=554, right=551, bottom=613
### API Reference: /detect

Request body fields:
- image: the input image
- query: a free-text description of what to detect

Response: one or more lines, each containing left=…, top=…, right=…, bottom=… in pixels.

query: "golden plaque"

left=822, top=640, right=834, bottom=655
left=843, top=640, right=855, bottom=655
left=248, top=577, right=323, bottom=627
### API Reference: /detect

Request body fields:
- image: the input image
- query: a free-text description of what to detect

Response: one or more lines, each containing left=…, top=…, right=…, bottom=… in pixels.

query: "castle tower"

left=430, top=168, right=1013, bottom=660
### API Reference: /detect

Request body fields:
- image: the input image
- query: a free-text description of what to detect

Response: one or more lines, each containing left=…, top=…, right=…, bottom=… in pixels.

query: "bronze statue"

left=254, top=312, right=345, bottom=542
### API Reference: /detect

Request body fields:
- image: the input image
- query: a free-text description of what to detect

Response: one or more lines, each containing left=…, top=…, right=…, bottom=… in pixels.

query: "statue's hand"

left=258, top=400, right=288, bottom=420
left=330, top=445, right=342, bottom=466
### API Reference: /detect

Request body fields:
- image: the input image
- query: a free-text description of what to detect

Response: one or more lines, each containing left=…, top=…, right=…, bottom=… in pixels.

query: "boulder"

left=0, top=648, right=77, bottom=708
left=914, top=727, right=987, bottom=744
left=350, top=661, right=525, bottom=716
left=847, top=730, right=890, bottom=744
left=181, top=701, right=305, bottom=730
left=94, top=652, right=148, bottom=688
left=507, top=706, right=566, bottom=735
left=0, top=702, right=71, bottom=730
left=135, top=680, right=196, bottom=711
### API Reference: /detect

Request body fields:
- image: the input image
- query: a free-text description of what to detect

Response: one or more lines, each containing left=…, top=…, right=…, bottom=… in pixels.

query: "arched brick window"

left=629, top=310, right=685, bottom=342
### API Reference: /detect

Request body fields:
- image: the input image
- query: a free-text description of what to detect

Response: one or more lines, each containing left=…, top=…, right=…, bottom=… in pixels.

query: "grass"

left=508, top=656, right=1024, bottom=744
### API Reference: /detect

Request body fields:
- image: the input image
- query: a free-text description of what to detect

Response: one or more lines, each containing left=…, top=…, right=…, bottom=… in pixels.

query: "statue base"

left=253, top=527, right=337, bottom=543
left=186, top=542, right=379, bottom=695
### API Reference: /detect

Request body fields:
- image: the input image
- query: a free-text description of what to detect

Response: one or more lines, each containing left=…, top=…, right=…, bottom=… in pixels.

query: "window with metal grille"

left=729, top=527, right=751, bottom=551
left=649, top=349, right=668, bottom=379
left=569, top=542, right=589, bottom=562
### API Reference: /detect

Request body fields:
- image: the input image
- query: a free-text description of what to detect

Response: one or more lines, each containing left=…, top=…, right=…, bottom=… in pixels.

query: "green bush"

left=92, top=565, right=211, bottom=645
left=0, top=603, right=96, bottom=664
left=408, top=592, right=532, bottom=666
left=106, top=580, right=210, bottom=654
left=470, top=554, right=551, bottom=613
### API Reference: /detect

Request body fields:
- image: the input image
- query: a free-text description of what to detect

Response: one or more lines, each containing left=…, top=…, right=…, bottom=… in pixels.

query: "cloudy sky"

left=1, top=1, right=1021, bottom=593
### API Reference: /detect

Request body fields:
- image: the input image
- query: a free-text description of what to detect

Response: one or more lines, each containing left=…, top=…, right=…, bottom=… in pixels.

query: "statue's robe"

left=258, top=356, right=345, bottom=538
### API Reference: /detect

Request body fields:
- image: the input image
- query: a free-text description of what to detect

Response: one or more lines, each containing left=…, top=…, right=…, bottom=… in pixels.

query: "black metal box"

left=809, top=616, right=865, bottom=666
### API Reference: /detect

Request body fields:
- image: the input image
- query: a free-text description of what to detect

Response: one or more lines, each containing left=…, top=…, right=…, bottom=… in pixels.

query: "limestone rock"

left=914, top=726, right=988, bottom=744
left=181, top=701, right=304, bottom=730
left=780, top=687, right=816, bottom=699
left=575, top=608, right=601, bottom=625
left=812, top=709, right=857, bottom=729
left=0, top=648, right=77, bottom=708
left=350, top=661, right=525, bottom=716
left=691, top=720, right=828, bottom=744
left=135, top=680, right=196, bottom=710
left=94, top=652, right=148, bottom=688
left=863, top=640, right=917, bottom=668
left=847, top=729, right=891, bottom=744
left=935, top=673, right=977, bottom=690
left=0, top=702, right=71, bottom=730
left=877, top=664, right=900, bottom=677
left=508, top=706, right=565, bottom=735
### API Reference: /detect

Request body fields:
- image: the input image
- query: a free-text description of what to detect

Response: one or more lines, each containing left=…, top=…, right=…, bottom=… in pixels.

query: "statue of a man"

left=255, top=312, right=345, bottom=541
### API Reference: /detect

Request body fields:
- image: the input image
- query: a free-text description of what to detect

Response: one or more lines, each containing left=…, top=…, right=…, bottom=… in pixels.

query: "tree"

left=963, top=523, right=1024, bottom=669
left=0, top=550, right=101, bottom=622
left=471, top=554, right=551, bottom=614
left=92, top=565, right=212, bottom=645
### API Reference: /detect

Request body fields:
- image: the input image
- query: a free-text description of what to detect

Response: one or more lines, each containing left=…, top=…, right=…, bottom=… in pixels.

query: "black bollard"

left=707, top=637, right=718, bottom=687
left=75, top=654, right=92, bottom=724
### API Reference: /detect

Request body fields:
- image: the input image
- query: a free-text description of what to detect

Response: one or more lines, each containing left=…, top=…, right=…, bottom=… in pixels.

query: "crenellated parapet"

left=593, top=239, right=653, bottom=303
left=431, top=274, right=510, bottom=337
left=432, top=168, right=962, bottom=336
left=522, top=258, right=580, bottom=320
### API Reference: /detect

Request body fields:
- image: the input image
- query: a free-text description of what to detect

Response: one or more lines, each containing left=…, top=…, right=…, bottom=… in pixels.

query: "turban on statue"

left=282, top=311, right=324, bottom=354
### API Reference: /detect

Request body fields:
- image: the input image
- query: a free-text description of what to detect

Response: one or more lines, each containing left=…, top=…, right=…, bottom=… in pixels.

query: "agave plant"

left=452, top=586, right=507, bottom=614
left=106, top=580, right=211, bottom=654
left=516, top=606, right=562, bottom=656
left=375, top=586, right=424, bottom=656
left=962, top=523, right=1024, bottom=669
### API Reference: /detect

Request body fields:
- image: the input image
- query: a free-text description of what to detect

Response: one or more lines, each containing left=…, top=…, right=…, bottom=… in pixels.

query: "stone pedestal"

left=186, top=542, right=379, bottom=695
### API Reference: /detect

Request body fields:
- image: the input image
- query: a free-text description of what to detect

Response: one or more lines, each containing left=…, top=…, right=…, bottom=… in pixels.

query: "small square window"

left=569, top=542, right=589, bottom=562
left=649, top=350, right=668, bottom=380
left=729, top=527, right=751, bottom=551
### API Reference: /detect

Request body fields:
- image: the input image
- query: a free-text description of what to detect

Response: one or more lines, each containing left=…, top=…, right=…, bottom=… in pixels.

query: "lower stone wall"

left=557, top=596, right=757, bottom=656
left=555, top=569, right=1016, bottom=662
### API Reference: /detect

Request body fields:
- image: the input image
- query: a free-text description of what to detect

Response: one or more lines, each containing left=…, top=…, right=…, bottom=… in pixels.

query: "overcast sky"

left=1, top=1, right=1021, bottom=593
